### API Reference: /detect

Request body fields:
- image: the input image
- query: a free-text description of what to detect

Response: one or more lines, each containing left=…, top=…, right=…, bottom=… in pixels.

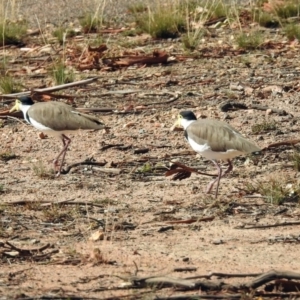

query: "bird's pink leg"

left=206, top=160, right=233, bottom=198
left=53, top=134, right=71, bottom=176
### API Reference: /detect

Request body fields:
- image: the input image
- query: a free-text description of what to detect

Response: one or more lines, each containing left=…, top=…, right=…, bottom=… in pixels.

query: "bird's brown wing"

left=186, top=119, right=260, bottom=153
left=27, top=102, right=105, bottom=131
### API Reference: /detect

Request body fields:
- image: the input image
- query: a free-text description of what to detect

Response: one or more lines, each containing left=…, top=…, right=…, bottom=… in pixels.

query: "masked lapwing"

left=172, top=111, right=261, bottom=198
left=10, top=96, right=107, bottom=176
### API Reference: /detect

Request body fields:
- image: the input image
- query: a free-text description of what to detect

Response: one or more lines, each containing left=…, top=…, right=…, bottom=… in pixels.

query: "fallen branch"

left=219, top=101, right=290, bottom=116
left=1, top=77, right=99, bottom=99
left=166, top=216, right=215, bottom=224
left=262, top=139, right=300, bottom=150
left=235, top=221, right=300, bottom=229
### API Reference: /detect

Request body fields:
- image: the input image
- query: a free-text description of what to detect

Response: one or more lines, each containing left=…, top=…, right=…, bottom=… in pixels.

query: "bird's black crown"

left=179, top=111, right=197, bottom=121
left=18, top=96, right=34, bottom=106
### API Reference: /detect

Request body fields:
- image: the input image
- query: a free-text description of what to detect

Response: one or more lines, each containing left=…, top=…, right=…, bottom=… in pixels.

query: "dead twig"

left=166, top=216, right=215, bottom=224
left=219, top=101, right=290, bottom=116
left=262, top=139, right=300, bottom=150
left=235, top=221, right=300, bottom=229
left=1, top=77, right=99, bottom=99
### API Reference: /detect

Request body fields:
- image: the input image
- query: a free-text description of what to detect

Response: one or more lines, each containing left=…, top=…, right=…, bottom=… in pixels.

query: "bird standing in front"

left=172, top=111, right=261, bottom=198
left=10, top=96, right=107, bottom=176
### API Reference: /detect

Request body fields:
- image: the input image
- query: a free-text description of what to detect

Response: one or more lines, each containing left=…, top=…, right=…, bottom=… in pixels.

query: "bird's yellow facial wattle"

left=9, top=100, right=21, bottom=113
left=175, top=114, right=183, bottom=127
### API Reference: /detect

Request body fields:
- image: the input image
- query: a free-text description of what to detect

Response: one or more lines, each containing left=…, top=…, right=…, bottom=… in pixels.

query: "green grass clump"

left=52, top=62, right=75, bottom=85
left=284, top=23, right=300, bottom=41
left=127, top=2, right=147, bottom=14
left=80, top=14, right=102, bottom=33
left=290, top=150, right=300, bottom=172
left=32, top=161, right=55, bottom=179
left=52, top=27, right=76, bottom=44
left=274, top=0, right=300, bottom=19
left=246, top=177, right=299, bottom=205
left=236, top=31, right=263, bottom=50
left=0, top=149, right=17, bottom=162
left=0, top=74, right=22, bottom=94
left=252, top=10, right=279, bottom=28
left=251, top=120, right=277, bottom=134
left=0, top=21, right=27, bottom=46
left=135, top=7, right=185, bottom=39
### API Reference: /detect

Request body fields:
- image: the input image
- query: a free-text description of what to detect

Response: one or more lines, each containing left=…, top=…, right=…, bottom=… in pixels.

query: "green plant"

left=236, top=31, right=263, bottom=50
left=274, top=0, right=300, bottom=19
left=284, top=23, right=300, bottom=41
left=0, top=74, right=22, bottom=93
left=251, top=120, right=277, bottom=134
left=135, top=3, right=186, bottom=39
left=252, top=10, right=279, bottom=28
left=0, top=21, right=27, bottom=46
left=42, top=205, right=74, bottom=223
left=246, top=177, right=299, bottom=205
left=80, top=13, right=102, bottom=33
left=182, top=28, right=205, bottom=50
left=290, top=150, right=300, bottom=171
left=32, top=161, right=55, bottom=179
left=139, top=162, right=152, bottom=173
left=0, top=149, right=17, bottom=162
left=52, top=26, right=76, bottom=44
left=51, top=62, right=75, bottom=85
left=127, top=2, right=147, bottom=14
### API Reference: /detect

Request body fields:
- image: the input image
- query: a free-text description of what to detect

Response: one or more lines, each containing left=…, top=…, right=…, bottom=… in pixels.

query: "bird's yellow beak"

left=9, top=100, right=21, bottom=113
left=170, top=115, right=182, bottom=131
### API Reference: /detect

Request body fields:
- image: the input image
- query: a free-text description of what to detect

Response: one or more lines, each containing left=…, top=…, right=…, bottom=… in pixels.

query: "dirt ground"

left=2, top=0, right=300, bottom=299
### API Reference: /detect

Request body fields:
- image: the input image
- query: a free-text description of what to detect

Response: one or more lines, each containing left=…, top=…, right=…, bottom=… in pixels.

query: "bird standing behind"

left=10, top=96, right=107, bottom=176
left=172, top=111, right=261, bottom=198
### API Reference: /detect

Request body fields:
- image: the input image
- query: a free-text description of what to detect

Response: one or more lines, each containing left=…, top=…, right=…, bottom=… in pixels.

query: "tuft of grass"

left=290, top=150, right=300, bottom=172
left=251, top=120, right=277, bottom=134
left=182, top=28, right=205, bottom=51
left=0, top=74, right=22, bottom=94
left=0, top=149, right=17, bottom=162
left=252, top=10, right=279, bottom=28
left=246, top=176, right=299, bottom=205
left=236, top=31, right=263, bottom=50
left=139, top=162, right=152, bottom=173
left=135, top=4, right=186, bottom=39
left=0, top=184, right=5, bottom=193
left=0, top=21, right=27, bottom=46
left=32, top=161, right=55, bottom=179
left=52, top=27, right=76, bottom=45
left=80, top=13, right=102, bottom=33
left=284, top=23, right=300, bottom=41
left=127, top=2, right=147, bottom=14
left=274, top=0, right=300, bottom=19
left=51, top=62, right=75, bottom=85
left=42, top=205, right=75, bottom=223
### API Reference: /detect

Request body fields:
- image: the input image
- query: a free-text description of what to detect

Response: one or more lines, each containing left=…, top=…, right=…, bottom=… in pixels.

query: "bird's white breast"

left=187, top=137, right=244, bottom=160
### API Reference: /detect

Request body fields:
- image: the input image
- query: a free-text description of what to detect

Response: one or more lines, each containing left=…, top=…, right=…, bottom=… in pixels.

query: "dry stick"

left=141, top=92, right=180, bottom=106
left=5, top=199, right=105, bottom=208
left=60, top=161, right=108, bottom=175
left=155, top=294, right=241, bottom=300
left=5, top=241, right=50, bottom=253
left=262, top=139, right=300, bottom=150
left=1, top=77, right=99, bottom=99
left=235, top=221, right=300, bottom=229
left=245, top=269, right=300, bottom=289
left=186, top=272, right=262, bottom=280
left=166, top=216, right=215, bottom=224
left=219, top=101, right=289, bottom=116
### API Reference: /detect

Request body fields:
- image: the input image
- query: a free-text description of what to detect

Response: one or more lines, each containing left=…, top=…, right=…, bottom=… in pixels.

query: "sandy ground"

left=1, top=0, right=300, bottom=299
